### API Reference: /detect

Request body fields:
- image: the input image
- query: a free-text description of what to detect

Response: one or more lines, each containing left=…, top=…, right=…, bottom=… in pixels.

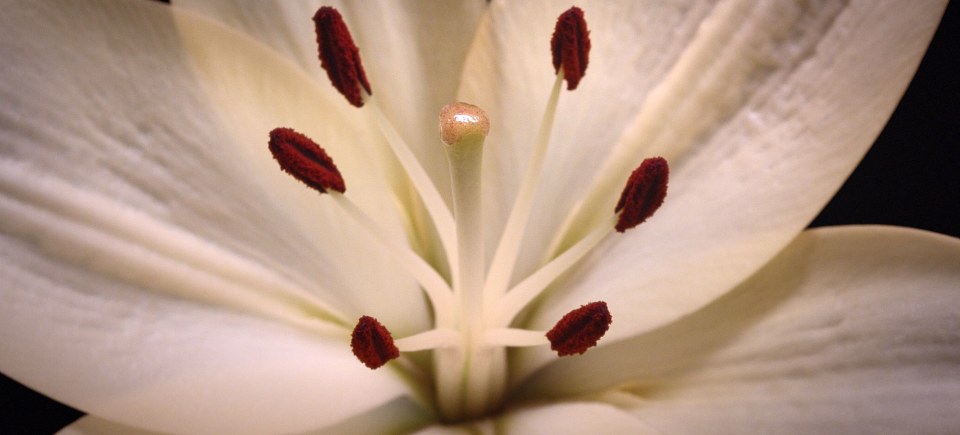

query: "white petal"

left=0, top=0, right=428, bottom=331
left=513, top=0, right=946, bottom=344
left=520, top=226, right=960, bottom=433
left=498, top=402, right=659, bottom=435
left=58, top=416, right=163, bottom=435
left=57, top=386, right=434, bottom=435
left=300, top=397, right=431, bottom=435
left=0, top=162, right=344, bottom=332
left=413, top=402, right=657, bottom=435
left=59, top=396, right=434, bottom=435
left=0, top=237, right=412, bottom=434
left=171, top=0, right=329, bottom=75
left=174, top=0, right=487, bottom=210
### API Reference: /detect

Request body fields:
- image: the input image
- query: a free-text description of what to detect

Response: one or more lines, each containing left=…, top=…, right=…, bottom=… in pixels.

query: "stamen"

left=313, top=7, right=371, bottom=107
left=313, top=8, right=458, bottom=280
left=328, top=194, right=455, bottom=328
left=268, top=129, right=455, bottom=326
left=615, top=157, right=669, bottom=232
left=483, top=328, right=549, bottom=348
left=483, top=71, right=564, bottom=306
left=495, top=214, right=615, bottom=325
left=495, top=157, right=667, bottom=324
left=366, top=101, right=459, bottom=282
left=351, top=315, right=400, bottom=369
left=551, top=6, right=590, bottom=90
left=546, top=301, right=611, bottom=356
left=268, top=127, right=345, bottom=194
left=393, top=328, right=462, bottom=352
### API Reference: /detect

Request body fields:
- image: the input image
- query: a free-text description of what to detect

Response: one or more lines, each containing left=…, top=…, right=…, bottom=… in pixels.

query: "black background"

left=2, top=2, right=958, bottom=433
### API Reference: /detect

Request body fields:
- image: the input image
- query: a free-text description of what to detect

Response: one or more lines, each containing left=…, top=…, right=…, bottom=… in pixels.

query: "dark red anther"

left=614, top=157, right=669, bottom=233
left=313, top=7, right=371, bottom=107
left=268, top=127, right=345, bottom=194
left=351, top=316, right=400, bottom=369
left=546, top=301, right=612, bottom=356
left=550, top=6, right=590, bottom=90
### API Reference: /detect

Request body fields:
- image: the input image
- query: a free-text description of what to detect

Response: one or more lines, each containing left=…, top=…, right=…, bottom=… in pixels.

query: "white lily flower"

left=1, top=0, right=958, bottom=434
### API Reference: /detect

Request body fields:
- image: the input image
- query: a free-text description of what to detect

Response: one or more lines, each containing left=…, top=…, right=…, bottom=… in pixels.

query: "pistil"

left=439, top=102, right=489, bottom=313
left=438, top=102, right=501, bottom=418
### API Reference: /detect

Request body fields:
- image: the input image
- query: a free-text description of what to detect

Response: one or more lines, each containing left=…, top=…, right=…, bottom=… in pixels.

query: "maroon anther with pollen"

left=547, top=301, right=612, bottom=356
left=351, top=316, right=400, bottom=369
left=615, top=157, right=669, bottom=233
left=314, top=7, right=372, bottom=107
left=268, top=127, right=346, bottom=194
left=551, top=6, right=590, bottom=90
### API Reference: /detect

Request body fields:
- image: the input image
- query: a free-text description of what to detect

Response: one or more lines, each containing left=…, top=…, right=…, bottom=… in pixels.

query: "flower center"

left=268, top=5, right=668, bottom=421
